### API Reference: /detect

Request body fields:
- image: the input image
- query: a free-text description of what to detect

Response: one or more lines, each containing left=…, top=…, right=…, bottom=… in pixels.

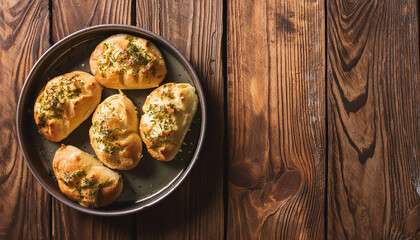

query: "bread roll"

left=34, top=71, right=102, bottom=142
left=90, top=34, right=167, bottom=89
left=90, top=93, right=143, bottom=170
left=140, top=83, right=198, bottom=161
left=53, top=145, right=123, bottom=208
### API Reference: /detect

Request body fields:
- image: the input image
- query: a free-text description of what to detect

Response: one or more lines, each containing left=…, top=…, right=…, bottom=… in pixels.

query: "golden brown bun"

left=34, top=71, right=102, bottom=142
left=53, top=145, right=123, bottom=208
left=90, top=34, right=167, bottom=89
left=140, top=83, right=198, bottom=161
left=90, top=93, right=143, bottom=170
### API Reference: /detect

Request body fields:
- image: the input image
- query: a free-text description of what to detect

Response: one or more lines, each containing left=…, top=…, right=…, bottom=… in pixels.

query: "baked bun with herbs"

left=53, top=145, right=123, bottom=208
left=90, top=34, right=167, bottom=89
left=34, top=71, right=102, bottom=142
left=140, top=83, right=198, bottom=161
left=89, top=92, right=143, bottom=170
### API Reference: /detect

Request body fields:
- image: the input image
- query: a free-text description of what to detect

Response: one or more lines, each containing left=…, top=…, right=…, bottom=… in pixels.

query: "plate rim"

left=16, top=24, right=207, bottom=216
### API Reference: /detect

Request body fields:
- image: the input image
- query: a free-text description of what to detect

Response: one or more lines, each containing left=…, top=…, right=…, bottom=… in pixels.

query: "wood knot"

left=405, top=204, right=420, bottom=235
left=276, top=13, right=296, bottom=34
left=229, top=159, right=263, bottom=189
left=271, top=170, right=302, bottom=202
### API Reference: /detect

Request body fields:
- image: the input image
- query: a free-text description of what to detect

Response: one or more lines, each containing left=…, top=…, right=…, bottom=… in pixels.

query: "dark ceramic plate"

left=16, top=25, right=206, bottom=216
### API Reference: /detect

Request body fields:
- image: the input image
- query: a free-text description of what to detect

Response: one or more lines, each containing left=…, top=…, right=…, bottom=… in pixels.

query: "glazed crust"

left=140, top=83, right=198, bottom=161
left=90, top=34, right=167, bottom=89
left=89, top=93, right=143, bottom=170
left=34, top=71, right=102, bottom=142
left=53, top=145, right=123, bottom=208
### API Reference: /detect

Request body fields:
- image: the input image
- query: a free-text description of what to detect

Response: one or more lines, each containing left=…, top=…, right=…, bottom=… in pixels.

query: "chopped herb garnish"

left=126, top=36, right=137, bottom=42
left=91, top=117, right=122, bottom=154
left=150, top=66, right=157, bottom=76
left=143, top=101, right=178, bottom=147
left=81, top=178, right=97, bottom=188
left=36, top=75, right=84, bottom=128
left=126, top=43, right=151, bottom=66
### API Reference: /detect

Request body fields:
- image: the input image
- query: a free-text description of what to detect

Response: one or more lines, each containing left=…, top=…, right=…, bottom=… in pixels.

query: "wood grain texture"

left=52, top=201, right=133, bottom=240
left=136, top=0, right=225, bottom=239
left=0, top=0, right=51, bottom=239
left=51, top=1, right=134, bottom=239
left=328, top=0, right=420, bottom=239
left=52, top=0, right=132, bottom=43
left=227, top=0, right=326, bottom=239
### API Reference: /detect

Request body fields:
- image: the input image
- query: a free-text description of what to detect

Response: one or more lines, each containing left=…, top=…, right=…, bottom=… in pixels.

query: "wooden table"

left=1, top=0, right=419, bottom=239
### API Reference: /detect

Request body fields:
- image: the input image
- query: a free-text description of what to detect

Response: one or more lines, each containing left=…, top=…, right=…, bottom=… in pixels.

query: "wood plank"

left=328, top=0, right=420, bottom=238
left=227, top=0, right=326, bottom=239
left=52, top=0, right=131, bottom=43
left=0, top=0, right=51, bottom=239
left=51, top=1, right=134, bottom=239
left=52, top=201, right=133, bottom=240
left=136, top=1, right=225, bottom=239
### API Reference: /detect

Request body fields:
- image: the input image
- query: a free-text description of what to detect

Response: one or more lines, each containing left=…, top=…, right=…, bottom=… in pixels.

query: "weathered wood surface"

left=136, top=0, right=225, bottom=239
left=328, top=0, right=420, bottom=239
left=51, top=1, right=134, bottom=239
left=227, top=0, right=326, bottom=239
left=52, top=0, right=131, bottom=43
left=2, top=0, right=420, bottom=238
left=0, top=0, right=51, bottom=239
left=52, top=201, right=135, bottom=240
